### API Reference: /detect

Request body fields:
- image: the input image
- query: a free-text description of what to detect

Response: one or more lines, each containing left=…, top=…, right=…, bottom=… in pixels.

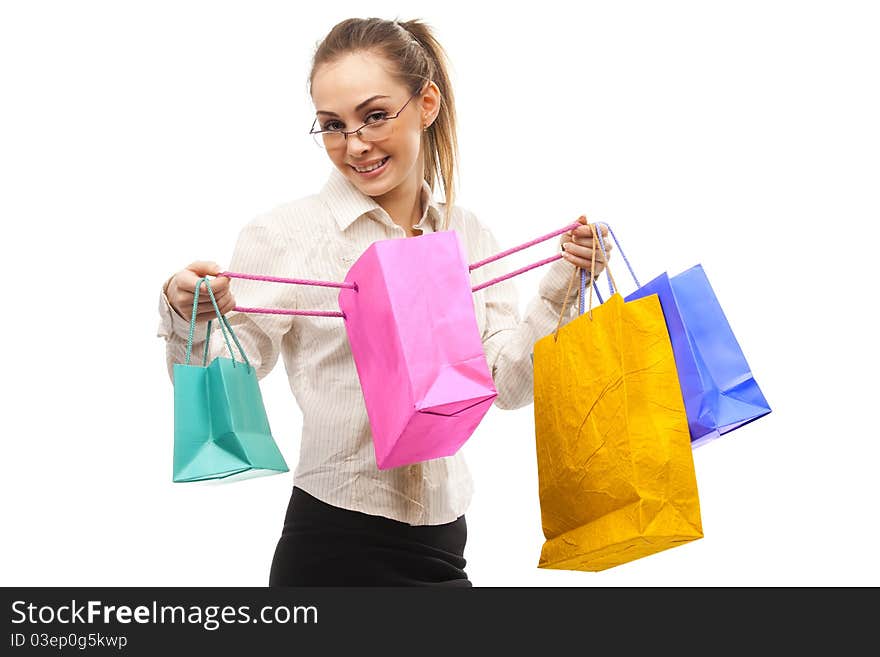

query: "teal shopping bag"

left=172, top=276, right=289, bottom=483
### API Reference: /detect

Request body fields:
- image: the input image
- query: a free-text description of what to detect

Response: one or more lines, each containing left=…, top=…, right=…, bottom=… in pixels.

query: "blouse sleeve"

left=472, top=213, right=581, bottom=410
left=156, top=214, right=297, bottom=384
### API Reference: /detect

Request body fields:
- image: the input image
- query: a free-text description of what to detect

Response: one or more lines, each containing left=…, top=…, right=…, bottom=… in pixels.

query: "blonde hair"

left=308, top=17, right=460, bottom=230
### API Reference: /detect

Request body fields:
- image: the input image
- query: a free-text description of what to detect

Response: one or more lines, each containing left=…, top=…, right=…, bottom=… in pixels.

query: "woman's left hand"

left=559, top=216, right=613, bottom=277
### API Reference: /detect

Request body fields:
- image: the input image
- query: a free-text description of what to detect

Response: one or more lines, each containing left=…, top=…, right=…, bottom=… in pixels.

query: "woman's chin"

left=350, top=172, right=396, bottom=196
left=352, top=177, right=391, bottom=196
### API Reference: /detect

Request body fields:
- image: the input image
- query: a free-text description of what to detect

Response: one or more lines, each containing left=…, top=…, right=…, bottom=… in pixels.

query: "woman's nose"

left=346, top=132, right=371, bottom=155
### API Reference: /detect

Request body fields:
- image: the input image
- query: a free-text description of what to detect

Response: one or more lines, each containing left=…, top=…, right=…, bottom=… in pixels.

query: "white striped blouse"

left=157, top=166, right=580, bottom=525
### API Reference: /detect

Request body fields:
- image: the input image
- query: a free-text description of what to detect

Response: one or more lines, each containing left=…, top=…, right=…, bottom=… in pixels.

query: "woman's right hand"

left=165, top=261, right=236, bottom=323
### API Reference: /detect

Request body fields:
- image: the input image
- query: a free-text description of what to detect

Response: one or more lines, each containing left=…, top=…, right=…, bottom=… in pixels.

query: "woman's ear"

left=421, top=80, right=442, bottom=127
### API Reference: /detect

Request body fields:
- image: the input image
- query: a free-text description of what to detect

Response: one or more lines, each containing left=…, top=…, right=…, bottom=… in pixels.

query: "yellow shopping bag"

left=533, top=225, right=703, bottom=571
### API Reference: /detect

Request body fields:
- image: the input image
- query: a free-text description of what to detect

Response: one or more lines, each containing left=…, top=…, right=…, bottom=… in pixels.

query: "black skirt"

left=268, top=486, right=472, bottom=587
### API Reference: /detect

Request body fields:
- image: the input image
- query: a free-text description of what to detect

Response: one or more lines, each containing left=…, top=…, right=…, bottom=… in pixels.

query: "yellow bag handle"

left=553, top=222, right=618, bottom=341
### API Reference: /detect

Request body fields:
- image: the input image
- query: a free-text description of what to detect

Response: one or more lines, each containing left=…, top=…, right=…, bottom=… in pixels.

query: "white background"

left=2, top=0, right=877, bottom=587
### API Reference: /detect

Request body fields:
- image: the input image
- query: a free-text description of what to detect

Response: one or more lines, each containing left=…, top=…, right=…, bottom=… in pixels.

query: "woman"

left=157, top=17, right=611, bottom=586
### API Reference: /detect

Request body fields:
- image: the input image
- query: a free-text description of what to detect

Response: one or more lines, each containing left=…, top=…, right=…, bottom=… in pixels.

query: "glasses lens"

left=360, top=119, right=392, bottom=143
left=312, top=131, right=345, bottom=150
left=310, top=119, right=392, bottom=150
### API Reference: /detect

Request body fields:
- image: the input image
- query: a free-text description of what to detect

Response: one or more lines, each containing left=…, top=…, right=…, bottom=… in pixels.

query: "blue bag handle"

left=184, top=276, right=252, bottom=371
left=593, top=221, right=641, bottom=297
left=579, top=270, right=603, bottom=314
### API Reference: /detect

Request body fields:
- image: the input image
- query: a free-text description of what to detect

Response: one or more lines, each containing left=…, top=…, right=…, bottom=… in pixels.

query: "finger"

left=573, top=243, right=612, bottom=261
left=212, top=293, right=236, bottom=312
left=572, top=223, right=609, bottom=238
left=192, top=276, right=230, bottom=296
left=176, top=267, right=227, bottom=295
left=176, top=304, right=219, bottom=322
left=175, top=270, right=226, bottom=296
left=571, top=228, right=597, bottom=240
left=200, top=290, right=231, bottom=306
left=563, top=239, right=608, bottom=259
left=192, top=298, right=236, bottom=321
left=570, top=236, right=614, bottom=251
left=194, top=308, right=220, bottom=322
left=181, top=290, right=232, bottom=311
left=562, top=251, right=608, bottom=272
left=185, top=261, right=224, bottom=277
left=562, top=243, right=607, bottom=263
left=570, top=238, right=614, bottom=261
left=197, top=299, right=236, bottom=317
left=178, top=278, right=230, bottom=306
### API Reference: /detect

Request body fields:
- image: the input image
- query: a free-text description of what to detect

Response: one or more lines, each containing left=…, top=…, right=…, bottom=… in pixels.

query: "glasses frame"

left=309, top=85, right=424, bottom=149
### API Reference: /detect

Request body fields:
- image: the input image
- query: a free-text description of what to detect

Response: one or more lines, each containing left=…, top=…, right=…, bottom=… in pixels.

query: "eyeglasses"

left=309, top=89, right=421, bottom=151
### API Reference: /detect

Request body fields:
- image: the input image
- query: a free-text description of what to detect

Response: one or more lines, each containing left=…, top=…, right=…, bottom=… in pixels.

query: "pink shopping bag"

left=218, top=219, right=581, bottom=472
left=338, top=231, right=497, bottom=470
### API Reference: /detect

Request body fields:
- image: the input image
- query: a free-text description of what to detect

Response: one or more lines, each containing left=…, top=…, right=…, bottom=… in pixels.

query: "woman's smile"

left=350, top=155, right=391, bottom=178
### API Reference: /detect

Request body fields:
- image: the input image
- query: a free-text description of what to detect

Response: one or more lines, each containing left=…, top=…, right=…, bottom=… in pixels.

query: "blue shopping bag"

left=585, top=224, right=771, bottom=446
left=172, top=276, right=289, bottom=482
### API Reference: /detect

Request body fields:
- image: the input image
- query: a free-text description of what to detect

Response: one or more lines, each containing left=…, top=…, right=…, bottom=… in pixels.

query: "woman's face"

left=310, top=51, right=439, bottom=200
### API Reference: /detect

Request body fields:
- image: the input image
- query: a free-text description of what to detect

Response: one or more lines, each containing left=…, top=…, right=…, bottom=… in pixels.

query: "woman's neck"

left=373, top=176, right=424, bottom=236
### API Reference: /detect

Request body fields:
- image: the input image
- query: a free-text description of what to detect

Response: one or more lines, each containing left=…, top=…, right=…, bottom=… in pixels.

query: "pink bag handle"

left=215, top=217, right=582, bottom=315
left=214, top=271, right=352, bottom=318
left=469, top=219, right=581, bottom=292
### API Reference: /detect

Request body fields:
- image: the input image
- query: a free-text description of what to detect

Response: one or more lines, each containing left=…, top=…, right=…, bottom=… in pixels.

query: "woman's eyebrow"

left=316, top=95, right=391, bottom=117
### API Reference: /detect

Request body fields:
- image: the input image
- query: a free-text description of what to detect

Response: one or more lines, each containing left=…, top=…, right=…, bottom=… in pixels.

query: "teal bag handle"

left=188, top=276, right=212, bottom=367
left=205, top=281, right=254, bottom=371
left=184, top=276, right=253, bottom=372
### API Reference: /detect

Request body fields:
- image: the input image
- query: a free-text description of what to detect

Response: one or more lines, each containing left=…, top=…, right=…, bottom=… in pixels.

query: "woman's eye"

left=322, top=111, right=386, bottom=131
